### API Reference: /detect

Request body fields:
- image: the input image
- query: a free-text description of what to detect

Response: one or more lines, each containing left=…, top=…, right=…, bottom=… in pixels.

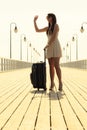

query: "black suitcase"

left=30, top=50, right=46, bottom=91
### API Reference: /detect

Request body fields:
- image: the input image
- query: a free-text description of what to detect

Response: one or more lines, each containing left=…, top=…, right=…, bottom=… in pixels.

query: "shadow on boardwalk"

left=30, top=88, right=65, bottom=100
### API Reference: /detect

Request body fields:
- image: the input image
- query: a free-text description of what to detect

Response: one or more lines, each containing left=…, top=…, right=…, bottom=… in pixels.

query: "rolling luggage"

left=30, top=50, right=46, bottom=91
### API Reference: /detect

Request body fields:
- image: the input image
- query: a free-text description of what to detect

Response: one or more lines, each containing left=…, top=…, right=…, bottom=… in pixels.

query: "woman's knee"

left=54, top=57, right=60, bottom=67
left=48, top=58, right=54, bottom=67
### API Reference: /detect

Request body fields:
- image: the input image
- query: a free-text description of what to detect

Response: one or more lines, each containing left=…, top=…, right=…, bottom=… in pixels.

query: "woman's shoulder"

left=55, top=24, right=59, bottom=28
left=54, top=24, right=59, bottom=31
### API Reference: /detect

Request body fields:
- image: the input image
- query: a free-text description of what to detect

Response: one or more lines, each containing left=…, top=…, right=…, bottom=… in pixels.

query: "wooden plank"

left=62, top=68, right=87, bottom=85
left=50, top=90, right=67, bottom=130
left=0, top=78, right=28, bottom=104
left=0, top=82, right=30, bottom=114
left=35, top=92, right=50, bottom=130
left=73, top=79, right=87, bottom=91
left=64, top=80, right=87, bottom=111
left=62, top=68, right=87, bottom=129
left=0, top=84, right=31, bottom=129
left=63, top=84, right=87, bottom=130
left=65, top=79, right=87, bottom=100
left=18, top=91, right=43, bottom=130
left=0, top=68, right=30, bottom=94
left=0, top=69, right=31, bottom=112
left=58, top=88, right=83, bottom=130
left=70, top=80, right=87, bottom=94
left=3, top=88, right=35, bottom=130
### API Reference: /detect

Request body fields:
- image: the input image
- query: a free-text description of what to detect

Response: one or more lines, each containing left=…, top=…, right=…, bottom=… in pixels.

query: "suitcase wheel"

left=44, top=88, right=47, bottom=91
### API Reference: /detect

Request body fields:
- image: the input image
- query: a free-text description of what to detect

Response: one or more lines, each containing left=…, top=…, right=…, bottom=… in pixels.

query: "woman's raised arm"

left=34, top=16, right=48, bottom=32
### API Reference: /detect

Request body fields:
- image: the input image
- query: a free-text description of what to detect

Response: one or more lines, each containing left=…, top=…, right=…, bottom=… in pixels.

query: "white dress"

left=46, top=32, right=62, bottom=59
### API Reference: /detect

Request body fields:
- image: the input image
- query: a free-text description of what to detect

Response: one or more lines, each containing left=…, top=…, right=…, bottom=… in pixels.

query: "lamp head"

left=63, top=47, right=65, bottom=50
left=66, top=43, right=69, bottom=47
left=24, top=37, right=26, bottom=42
left=72, top=36, right=75, bottom=41
left=14, top=26, right=18, bottom=33
left=29, top=43, right=31, bottom=47
left=80, top=26, right=84, bottom=33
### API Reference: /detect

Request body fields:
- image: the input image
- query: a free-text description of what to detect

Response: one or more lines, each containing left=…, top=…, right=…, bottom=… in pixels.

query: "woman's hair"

left=47, top=13, right=57, bottom=35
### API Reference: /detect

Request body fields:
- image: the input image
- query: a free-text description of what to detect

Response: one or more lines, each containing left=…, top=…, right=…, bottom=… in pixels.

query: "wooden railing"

left=0, top=57, right=32, bottom=72
left=61, top=59, right=87, bottom=69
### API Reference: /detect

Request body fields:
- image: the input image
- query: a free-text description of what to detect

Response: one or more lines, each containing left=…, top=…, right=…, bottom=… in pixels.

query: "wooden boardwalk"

left=0, top=67, right=87, bottom=130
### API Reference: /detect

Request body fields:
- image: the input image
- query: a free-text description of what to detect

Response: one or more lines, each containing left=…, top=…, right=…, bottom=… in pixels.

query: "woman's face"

left=46, top=16, right=52, bottom=23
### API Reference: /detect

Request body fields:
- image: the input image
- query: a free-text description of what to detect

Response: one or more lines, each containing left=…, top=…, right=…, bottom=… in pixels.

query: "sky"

left=0, top=0, right=87, bottom=62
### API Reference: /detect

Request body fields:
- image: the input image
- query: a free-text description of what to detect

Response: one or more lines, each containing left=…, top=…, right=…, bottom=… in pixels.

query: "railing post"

left=1, top=58, right=3, bottom=71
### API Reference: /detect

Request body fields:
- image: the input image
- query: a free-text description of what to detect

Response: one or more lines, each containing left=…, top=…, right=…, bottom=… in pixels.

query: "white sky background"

left=0, top=0, right=87, bottom=62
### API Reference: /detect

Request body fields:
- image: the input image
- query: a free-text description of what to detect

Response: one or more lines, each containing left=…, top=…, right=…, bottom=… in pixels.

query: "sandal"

left=59, top=82, right=63, bottom=91
left=49, top=83, right=55, bottom=91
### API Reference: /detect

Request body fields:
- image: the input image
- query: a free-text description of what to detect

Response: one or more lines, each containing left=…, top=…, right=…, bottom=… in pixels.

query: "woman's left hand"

left=44, top=44, right=49, bottom=50
left=34, top=15, right=38, bottom=22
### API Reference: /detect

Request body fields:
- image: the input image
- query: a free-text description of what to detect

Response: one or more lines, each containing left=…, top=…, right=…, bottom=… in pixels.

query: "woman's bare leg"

left=48, top=58, right=55, bottom=89
left=54, top=57, right=63, bottom=90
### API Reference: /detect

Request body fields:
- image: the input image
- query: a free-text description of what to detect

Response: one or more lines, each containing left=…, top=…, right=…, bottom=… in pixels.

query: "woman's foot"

left=49, top=83, right=55, bottom=91
left=49, top=88, right=54, bottom=91
left=59, top=82, right=63, bottom=91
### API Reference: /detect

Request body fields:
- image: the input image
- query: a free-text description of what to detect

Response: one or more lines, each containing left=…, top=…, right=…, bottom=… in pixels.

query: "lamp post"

left=27, top=41, right=31, bottom=62
left=27, top=42, right=29, bottom=62
left=67, top=41, right=71, bottom=62
left=35, top=49, right=39, bottom=62
left=33, top=48, right=38, bottom=62
left=80, top=22, right=87, bottom=33
left=66, top=43, right=69, bottom=62
left=37, top=51, right=41, bottom=61
left=63, top=47, right=65, bottom=63
left=20, top=34, right=26, bottom=60
left=10, top=22, right=18, bottom=59
left=72, top=34, right=78, bottom=60
left=29, top=43, right=32, bottom=63
left=65, top=42, right=71, bottom=62
left=33, top=48, right=35, bottom=62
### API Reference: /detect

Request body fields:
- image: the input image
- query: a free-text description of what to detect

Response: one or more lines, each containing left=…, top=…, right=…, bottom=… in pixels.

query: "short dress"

left=46, top=32, right=62, bottom=59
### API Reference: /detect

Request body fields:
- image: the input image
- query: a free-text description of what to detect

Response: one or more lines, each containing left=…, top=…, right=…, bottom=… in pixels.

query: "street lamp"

left=80, top=22, right=87, bottom=33
left=10, top=22, right=18, bottom=58
left=72, top=34, right=78, bottom=60
left=20, top=34, right=26, bottom=60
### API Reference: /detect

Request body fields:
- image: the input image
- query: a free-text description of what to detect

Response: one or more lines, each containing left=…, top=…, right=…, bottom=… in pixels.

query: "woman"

left=34, top=13, right=63, bottom=91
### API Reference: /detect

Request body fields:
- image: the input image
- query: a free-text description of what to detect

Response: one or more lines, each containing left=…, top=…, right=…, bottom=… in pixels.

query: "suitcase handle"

left=44, top=49, right=46, bottom=63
